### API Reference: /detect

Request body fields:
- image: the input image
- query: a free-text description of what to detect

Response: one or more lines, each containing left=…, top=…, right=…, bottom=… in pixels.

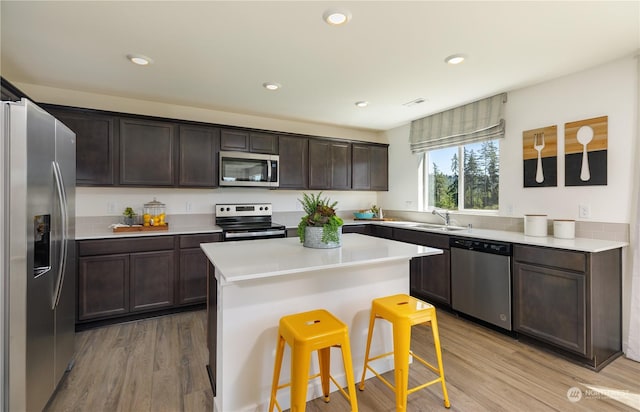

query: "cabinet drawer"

left=78, top=236, right=175, bottom=256
left=514, top=245, right=586, bottom=272
left=393, top=228, right=449, bottom=249
left=179, top=233, right=222, bottom=248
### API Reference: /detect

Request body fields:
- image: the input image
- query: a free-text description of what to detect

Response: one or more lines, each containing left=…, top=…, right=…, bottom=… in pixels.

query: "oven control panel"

left=216, top=203, right=272, bottom=217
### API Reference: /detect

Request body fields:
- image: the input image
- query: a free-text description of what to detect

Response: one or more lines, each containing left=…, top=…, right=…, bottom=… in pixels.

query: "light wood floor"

left=46, top=310, right=640, bottom=412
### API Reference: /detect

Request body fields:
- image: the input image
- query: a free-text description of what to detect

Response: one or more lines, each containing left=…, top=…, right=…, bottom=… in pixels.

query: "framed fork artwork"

left=523, top=125, right=558, bottom=187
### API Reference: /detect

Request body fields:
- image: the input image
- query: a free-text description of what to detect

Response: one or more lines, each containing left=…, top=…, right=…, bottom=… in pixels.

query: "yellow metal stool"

left=359, top=294, right=450, bottom=411
left=268, top=309, right=359, bottom=412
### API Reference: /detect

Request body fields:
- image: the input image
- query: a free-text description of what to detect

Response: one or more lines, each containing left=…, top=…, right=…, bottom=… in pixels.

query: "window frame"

left=420, top=140, right=500, bottom=214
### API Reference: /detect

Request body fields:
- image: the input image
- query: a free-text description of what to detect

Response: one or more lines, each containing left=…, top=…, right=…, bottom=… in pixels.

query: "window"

left=420, top=139, right=499, bottom=211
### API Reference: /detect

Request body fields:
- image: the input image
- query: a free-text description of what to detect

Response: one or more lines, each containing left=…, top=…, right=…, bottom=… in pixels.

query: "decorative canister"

left=303, top=226, right=342, bottom=249
left=553, top=219, right=576, bottom=239
left=143, top=197, right=167, bottom=227
left=524, top=214, right=548, bottom=237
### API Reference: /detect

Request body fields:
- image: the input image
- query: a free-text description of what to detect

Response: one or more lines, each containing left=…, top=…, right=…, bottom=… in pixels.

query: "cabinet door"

left=330, top=141, right=351, bottom=189
left=278, top=135, right=308, bottom=189
left=351, top=144, right=371, bottom=190
left=50, top=109, right=117, bottom=186
left=370, top=145, right=389, bottom=191
left=352, top=143, right=388, bottom=191
left=207, top=262, right=218, bottom=396
left=513, top=262, right=587, bottom=355
left=78, top=254, right=129, bottom=320
left=342, top=225, right=370, bottom=235
left=130, top=250, right=176, bottom=312
left=410, top=252, right=451, bottom=306
left=178, top=249, right=208, bottom=305
left=179, top=125, right=219, bottom=187
left=250, top=132, right=278, bottom=154
left=309, top=139, right=351, bottom=190
left=309, top=139, right=331, bottom=189
left=220, top=129, right=249, bottom=151
left=120, top=118, right=176, bottom=186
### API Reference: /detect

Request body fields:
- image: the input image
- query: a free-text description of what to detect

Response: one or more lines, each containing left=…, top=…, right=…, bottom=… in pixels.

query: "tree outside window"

left=422, top=140, right=499, bottom=211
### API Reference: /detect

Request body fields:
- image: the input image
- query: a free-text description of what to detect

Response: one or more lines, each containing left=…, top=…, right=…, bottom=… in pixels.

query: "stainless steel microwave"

left=219, top=151, right=279, bottom=187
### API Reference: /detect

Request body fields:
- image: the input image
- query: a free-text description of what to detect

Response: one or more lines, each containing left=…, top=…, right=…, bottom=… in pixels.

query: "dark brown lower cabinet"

left=513, top=244, right=622, bottom=370
left=130, top=250, right=175, bottom=312
left=77, top=233, right=221, bottom=327
left=178, top=233, right=222, bottom=305
left=78, top=254, right=129, bottom=320
left=392, top=228, right=451, bottom=306
left=207, top=262, right=217, bottom=396
left=342, top=224, right=370, bottom=235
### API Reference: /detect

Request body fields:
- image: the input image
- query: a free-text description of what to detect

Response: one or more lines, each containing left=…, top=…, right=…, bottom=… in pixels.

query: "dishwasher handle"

left=449, top=237, right=512, bottom=256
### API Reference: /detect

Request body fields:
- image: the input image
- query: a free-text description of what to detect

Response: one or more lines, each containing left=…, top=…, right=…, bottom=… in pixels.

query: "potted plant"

left=122, top=206, right=136, bottom=226
left=297, top=192, right=344, bottom=248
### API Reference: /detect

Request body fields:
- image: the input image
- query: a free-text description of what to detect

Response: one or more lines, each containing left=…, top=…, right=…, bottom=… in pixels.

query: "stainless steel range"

left=215, top=203, right=287, bottom=241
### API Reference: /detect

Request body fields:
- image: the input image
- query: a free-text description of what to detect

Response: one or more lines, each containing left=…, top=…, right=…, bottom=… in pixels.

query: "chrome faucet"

left=432, top=209, right=450, bottom=226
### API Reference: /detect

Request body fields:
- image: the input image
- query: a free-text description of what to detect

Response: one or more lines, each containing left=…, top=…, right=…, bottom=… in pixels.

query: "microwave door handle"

left=267, top=160, right=272, bottom=182
left=52, top=161, right=68, bottom=310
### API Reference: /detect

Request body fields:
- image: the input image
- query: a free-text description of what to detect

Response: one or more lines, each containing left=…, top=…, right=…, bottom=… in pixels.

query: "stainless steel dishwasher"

left=449, top=237, right=513, bottom=331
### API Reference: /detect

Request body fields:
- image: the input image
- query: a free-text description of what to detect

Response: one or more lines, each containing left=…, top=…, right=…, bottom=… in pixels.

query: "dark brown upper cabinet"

left=220, top=129, right=278, bottom=154
left=250, top=132, right=278, bottom=154
left=308, top=139, right=351, bottom=190
left=178, top=125, right=219, bottom=187
left=220, top=129, right=249, bottom=151
left=352, top=143, right=389, bottom=191
left=278, top=135, right=308, bottom=189
left=119, top=118, right=176, bottom=186
left=48, top=108, right=118, bottom=186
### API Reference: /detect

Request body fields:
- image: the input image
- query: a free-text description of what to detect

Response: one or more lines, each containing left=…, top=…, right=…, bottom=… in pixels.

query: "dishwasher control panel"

left=449, top=238, right=512, bottom=256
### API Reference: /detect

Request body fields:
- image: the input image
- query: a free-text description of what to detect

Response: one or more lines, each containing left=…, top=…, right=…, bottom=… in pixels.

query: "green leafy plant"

left=297, top=192, right=344, bottom=243
left=123, top=207, right=136, bottom=218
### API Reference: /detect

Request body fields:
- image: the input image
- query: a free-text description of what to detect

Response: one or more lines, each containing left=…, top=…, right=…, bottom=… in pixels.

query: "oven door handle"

left=225, top=229, right=286, bottom=239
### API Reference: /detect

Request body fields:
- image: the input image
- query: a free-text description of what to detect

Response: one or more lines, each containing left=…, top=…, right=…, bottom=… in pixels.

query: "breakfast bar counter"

left=201, top=233, right=442, bottom=412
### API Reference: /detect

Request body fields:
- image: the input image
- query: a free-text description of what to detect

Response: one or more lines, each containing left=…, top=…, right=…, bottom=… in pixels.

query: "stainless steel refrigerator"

left=1, top=98, right=76, bottom=411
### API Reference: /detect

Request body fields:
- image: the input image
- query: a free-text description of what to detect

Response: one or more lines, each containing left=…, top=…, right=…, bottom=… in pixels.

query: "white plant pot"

left=303, top=226, right=342, bottom=249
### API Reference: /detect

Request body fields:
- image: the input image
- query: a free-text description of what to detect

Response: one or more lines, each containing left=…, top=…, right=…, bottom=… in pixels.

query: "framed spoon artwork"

left=523, top=125, right=557, bottom=187
left=565, top=116, right=608, bottom=186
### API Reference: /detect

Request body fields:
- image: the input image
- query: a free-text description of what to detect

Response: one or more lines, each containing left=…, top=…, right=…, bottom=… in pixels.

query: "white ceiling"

left=1, top=1, right=639, bottom=132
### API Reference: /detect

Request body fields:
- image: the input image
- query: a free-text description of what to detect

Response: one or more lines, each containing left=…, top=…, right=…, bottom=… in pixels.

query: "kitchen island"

left=201, top=233, right=442, bottom=412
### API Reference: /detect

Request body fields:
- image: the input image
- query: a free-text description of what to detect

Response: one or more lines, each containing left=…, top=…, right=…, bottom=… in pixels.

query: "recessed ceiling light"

left=127, top=54, right=153, bottom=66
left=323, top=9, right=352, bottom=25
left=445, top=54, right=466, bottom=65
left=262, top=82, right=281, bottom=91
left=355, top=101, right=369, bottom=108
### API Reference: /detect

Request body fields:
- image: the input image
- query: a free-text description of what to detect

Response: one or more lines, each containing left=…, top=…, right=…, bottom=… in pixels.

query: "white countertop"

left=371, top=221, right=627, bottom=253
left=200, top=233, right=442, bottom=284
left=76, top=213, right=627, bottom=253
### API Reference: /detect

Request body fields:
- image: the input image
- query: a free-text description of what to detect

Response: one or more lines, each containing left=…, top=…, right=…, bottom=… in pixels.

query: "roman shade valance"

left=409, top=93, right=507, bottom=154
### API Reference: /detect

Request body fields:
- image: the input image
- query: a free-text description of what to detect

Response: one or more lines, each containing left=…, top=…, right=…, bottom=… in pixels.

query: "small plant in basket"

left=297, top=192, right=344, bottom=244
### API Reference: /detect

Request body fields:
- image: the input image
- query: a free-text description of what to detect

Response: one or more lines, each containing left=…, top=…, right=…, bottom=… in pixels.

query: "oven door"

left=223, top=228, right=287, bottom=241
left=219, top=151, right=279, bottom=187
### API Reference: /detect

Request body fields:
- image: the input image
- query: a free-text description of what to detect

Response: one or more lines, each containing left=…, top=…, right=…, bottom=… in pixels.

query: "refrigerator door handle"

left=52, top=161, right=68, bottom=310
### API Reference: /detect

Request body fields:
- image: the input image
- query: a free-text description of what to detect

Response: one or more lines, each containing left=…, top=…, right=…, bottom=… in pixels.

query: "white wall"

left=380, top=56, right=638, bottom=224
left=75, top=187, right=377, bottom=218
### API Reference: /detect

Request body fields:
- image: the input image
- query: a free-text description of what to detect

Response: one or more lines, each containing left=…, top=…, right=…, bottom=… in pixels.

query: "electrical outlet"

left=506, top=204, right=514, bottom=215
left=578, top=204, right=591, bottom=219
left=186, top=202, right=192, bottom=213
left=107, top=201, right=116, bottom=214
